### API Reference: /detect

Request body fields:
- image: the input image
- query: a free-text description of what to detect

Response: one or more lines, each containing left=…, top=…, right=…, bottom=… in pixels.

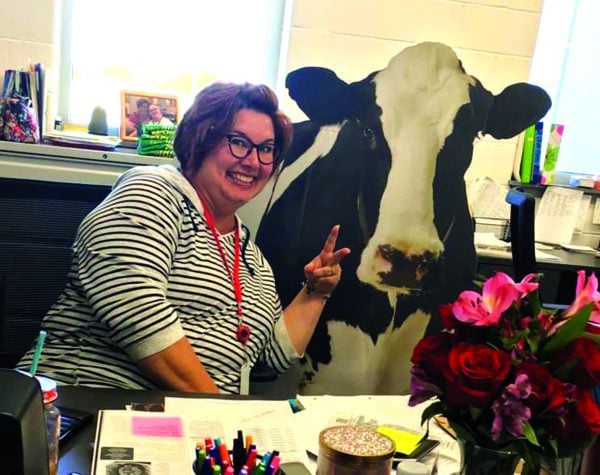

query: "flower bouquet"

left=409, top=271, right=600, bottom=474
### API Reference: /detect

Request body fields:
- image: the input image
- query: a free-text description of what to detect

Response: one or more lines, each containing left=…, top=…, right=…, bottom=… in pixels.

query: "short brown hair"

left=174, top=82, right=293, bottom=175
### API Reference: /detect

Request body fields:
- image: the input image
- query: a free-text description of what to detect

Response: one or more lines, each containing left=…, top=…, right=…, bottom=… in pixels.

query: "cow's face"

left=355, top=44, right=475, bottom=294
left=284, top=42, right=550, bottom=295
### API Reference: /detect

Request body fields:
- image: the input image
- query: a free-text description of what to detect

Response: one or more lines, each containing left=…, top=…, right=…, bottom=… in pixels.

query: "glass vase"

left=458, top=439, right=521, bottom=475
left=541, top=453, right=583, bottom=475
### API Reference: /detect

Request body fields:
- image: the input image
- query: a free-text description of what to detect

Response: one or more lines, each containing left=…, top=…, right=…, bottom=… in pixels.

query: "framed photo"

left=120, top=91, right=179, bottom=142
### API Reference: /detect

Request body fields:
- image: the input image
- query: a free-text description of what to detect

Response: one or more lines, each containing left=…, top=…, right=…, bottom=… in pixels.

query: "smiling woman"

left=17, top=81, right=351, bottom=397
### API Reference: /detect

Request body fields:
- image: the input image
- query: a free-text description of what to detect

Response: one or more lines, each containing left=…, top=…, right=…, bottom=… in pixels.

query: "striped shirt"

left=18, top=165, right=298, bottom=394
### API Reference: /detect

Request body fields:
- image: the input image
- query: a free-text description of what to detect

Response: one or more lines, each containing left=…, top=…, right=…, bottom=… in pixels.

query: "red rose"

left=411, top=332, right=452, bottom=383
left=443, top=343, right=511, bottom=408
left=438, top=303, right=458, bottom=329
left=551, top=337, right=600, bottom=388
left=515, top=361, right=566, bottom=415
left=546, top=388, right=599, bottom=441
left=578, top=389, right=600, bottom=434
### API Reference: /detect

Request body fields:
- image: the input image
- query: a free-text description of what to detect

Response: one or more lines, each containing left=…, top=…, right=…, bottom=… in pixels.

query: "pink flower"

left=452, top=272, right=536, bottom=326
left=565, top=271, right=600, bottom=323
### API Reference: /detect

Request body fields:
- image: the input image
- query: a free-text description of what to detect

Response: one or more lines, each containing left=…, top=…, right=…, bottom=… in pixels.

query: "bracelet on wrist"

left=302, top=280, right=330, bottom=300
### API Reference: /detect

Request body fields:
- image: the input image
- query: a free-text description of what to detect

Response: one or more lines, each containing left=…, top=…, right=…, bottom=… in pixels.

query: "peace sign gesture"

left=303, top=225, right=351, bottom=299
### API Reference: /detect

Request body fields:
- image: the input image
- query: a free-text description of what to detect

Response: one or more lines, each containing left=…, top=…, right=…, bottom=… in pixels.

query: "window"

left=529, top=0, right=599, bottom=176
left=58, top=0, right=290, bottom=130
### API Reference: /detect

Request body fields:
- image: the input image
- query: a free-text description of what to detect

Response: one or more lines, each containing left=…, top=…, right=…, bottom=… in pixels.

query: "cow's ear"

left=484, top=83, right=552, bottom=139
left=286, top=67, right=351, bottom=124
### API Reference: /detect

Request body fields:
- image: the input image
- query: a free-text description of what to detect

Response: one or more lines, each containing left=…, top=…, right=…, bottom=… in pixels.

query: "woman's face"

left=191, top=108, right=275, bottom=216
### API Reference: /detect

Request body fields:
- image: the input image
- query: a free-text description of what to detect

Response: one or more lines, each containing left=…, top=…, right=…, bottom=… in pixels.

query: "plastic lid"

left=35, top=375, right=58, bottom=404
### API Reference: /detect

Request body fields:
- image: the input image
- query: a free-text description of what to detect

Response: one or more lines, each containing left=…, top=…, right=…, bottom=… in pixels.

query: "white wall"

left=0, top=0, right=543, bottom=184
left=282, top=0, right=544, bottom=184
left=0, top=0, right=60, bottom=127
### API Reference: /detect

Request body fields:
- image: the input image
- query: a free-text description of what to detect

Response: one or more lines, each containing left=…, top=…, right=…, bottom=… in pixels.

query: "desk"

left=56, top=387, right=312, bottom=475
left=477, top=248, right=600, bottom=304
left=54, top=386, right=600, bottom=475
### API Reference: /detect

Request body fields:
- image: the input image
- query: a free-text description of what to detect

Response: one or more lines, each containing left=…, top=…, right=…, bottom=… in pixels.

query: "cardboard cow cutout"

left=256, top=42, right=551, bottom=395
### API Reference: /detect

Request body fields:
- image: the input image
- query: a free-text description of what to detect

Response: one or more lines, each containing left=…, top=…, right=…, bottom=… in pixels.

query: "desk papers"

left=91, top=398, right=310, bottom=474
left=163, top=397, right=310, bottom=469
left=535, top=186, right=584, bottom=244
left=293, top=395, right=460, bottom=475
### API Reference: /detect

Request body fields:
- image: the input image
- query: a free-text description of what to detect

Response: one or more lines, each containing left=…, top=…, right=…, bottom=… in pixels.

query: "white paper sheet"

left=467, top=177, right=511, bottom=220
left=163, top=397, right=311, bottom=470
left=593, top=198, right=600, bottom=225
left=91, top=410, right=190, bottom=475
left=535, top=186, right=584, bottom=244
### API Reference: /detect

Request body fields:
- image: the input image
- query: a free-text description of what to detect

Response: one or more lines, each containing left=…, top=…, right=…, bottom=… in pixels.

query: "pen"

left=245, top=448, right=257, bottom=471
left=205, top=437, right=214, bottom=452
left=219, top=442, right=232, bottom=467
left=212, top=466, right=221, bottom=475
left=267, top=455, right=280, bottom=475
left=252, top=461, right=266, bottom=475
left=233, top=436, right=245, bottom=472
left=200, top=456, right=213, bottom=475
left=245, top=434, right=254, bottom=452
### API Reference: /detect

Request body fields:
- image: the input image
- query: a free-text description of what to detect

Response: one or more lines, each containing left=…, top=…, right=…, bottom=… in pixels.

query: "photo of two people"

left=120, top=91, right=178, bottom=141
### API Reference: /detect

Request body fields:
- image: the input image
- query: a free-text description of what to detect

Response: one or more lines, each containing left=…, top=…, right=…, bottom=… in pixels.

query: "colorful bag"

left=0, top=94, right=40, bottom=143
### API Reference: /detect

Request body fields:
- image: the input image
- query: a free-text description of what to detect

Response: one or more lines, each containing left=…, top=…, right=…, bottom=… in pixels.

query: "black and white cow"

left=256, top=42, right=550, bottom=395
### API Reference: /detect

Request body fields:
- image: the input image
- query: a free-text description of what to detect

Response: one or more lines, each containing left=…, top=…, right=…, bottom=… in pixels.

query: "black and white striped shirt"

left=19, top=165, right=298, bottom=394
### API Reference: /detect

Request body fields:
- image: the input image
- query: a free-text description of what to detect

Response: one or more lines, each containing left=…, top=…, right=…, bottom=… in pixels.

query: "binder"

left=519, top=124, right=536, bottom=184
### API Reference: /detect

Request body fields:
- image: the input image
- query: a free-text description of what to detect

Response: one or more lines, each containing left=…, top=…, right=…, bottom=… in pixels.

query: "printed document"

left=535, top=186, right=584, bottom=244
left=91, top=398, right=311, bottom=474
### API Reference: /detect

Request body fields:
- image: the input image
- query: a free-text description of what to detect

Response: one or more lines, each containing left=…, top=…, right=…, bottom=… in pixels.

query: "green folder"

left=519, top=124, right=536, bottom=184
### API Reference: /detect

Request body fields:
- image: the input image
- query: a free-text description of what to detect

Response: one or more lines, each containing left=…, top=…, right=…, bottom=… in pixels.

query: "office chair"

left=505, top=187, right=537, bottom=280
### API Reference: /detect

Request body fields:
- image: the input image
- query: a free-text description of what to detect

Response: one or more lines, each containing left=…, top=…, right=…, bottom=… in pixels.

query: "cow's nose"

left=376, top=244, right=439, bottom=289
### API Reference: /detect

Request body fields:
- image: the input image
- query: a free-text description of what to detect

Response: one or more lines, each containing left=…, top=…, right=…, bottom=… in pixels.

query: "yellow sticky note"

left=377, top=425, right=424, bottom=455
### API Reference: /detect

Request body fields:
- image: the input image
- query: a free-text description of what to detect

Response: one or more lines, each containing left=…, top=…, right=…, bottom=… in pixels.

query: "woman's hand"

left=283, top=225, right=351, bottom=354
left=303, top=225, right=351, bottom=299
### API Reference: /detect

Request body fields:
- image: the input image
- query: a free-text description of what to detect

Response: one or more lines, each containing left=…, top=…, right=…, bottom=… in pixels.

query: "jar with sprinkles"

left=317, top=425, right=395, bottom=474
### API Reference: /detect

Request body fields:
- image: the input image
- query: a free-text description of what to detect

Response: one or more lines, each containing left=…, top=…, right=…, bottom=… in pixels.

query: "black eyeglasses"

left=225, top=132, right=278, bottom=165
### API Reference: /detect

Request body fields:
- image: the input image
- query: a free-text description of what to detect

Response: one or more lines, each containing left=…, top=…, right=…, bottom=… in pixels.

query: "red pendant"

left=236, top=324, right=251, bottom=345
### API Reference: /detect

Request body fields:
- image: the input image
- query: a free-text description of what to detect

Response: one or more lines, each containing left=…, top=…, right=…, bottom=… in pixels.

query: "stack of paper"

left=44, top=130, right=122, bottom=150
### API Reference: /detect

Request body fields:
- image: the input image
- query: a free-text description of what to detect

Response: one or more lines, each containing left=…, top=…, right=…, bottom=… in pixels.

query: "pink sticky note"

left=132, top=416, right=183, bottom=437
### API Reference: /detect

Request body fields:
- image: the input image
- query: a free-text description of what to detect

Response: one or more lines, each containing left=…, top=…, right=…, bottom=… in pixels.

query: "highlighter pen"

left=196, top=448, right=206, bottom=469
left=210, top=447, right=220, bottom=466
left=245, top=435, right=254, bottom=452
left=252, top=462, right=266, bottom=475
left=219, top=442, right=232, bottom=466
left=232, top=437, right=244, bottom=472
left=205, top=437, right=214, bottom=452
left=268, top=455, right=280, bottom=475
left=200, top=457, right=213, bottom=475
left=245, top=448, right=257, bottom=471
left=261, top=452, right=272, bottom=467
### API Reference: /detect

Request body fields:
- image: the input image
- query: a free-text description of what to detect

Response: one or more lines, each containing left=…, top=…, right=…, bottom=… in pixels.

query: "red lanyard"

left=198, top=194, right=250, bottom=345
